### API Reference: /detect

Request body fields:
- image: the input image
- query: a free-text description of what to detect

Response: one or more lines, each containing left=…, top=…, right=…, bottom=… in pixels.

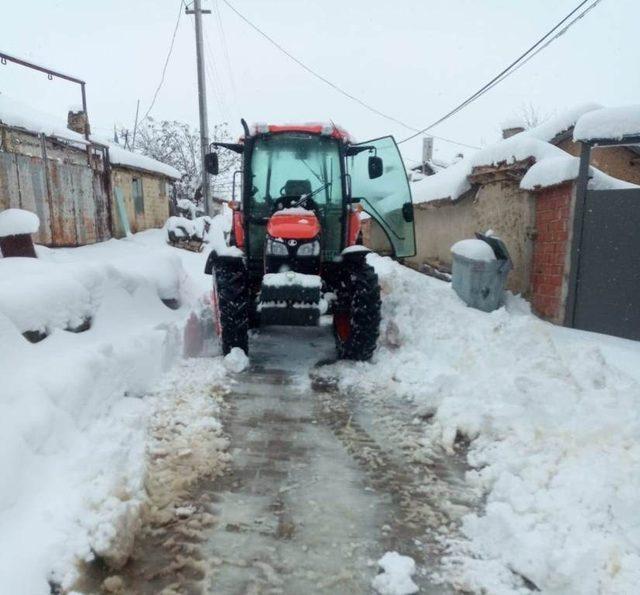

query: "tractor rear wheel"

left=333, top=259, right=381, bottom=361
left=213, top=259, right=249, bottom=355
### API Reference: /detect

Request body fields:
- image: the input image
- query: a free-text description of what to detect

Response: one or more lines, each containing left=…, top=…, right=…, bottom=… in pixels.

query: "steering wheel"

left=272, top=194, right=319, bottom=214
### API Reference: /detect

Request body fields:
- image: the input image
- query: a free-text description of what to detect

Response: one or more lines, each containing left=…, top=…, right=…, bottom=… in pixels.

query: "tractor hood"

left=267, top=208, right=320, bottom=240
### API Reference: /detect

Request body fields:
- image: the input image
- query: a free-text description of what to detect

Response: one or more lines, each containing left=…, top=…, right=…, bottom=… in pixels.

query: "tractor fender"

left=339, top=245, right=371, bottom=264
left=204, top=248, right=245, bottom=275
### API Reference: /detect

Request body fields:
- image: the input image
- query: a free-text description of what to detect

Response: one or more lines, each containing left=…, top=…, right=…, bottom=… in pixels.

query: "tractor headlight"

left=266, top=238, right=288, bottom=256
left=297, top=240, right=320, bottom=257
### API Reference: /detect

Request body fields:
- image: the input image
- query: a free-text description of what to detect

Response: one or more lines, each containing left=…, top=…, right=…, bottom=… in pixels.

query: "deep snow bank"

left=333, top=255, right=640, bottom=594
left=0, top=225, right=227, bottom=593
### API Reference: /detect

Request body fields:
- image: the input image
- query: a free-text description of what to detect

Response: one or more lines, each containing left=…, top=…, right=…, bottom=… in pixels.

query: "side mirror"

left=368, top=155, right=383, bottom=179
left=204, top=152, right=219, bottom=175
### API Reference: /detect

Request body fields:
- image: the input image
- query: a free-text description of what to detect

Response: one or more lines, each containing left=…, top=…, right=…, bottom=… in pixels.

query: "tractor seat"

left=284, top=179, right=312, bottom=196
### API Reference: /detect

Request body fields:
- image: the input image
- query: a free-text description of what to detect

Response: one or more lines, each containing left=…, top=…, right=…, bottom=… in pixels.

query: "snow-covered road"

left=80, top=326, right=470, bottom=594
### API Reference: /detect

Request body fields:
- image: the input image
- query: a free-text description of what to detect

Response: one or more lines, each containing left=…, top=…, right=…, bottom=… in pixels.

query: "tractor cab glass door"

left=348, top=136, right=416, bottom=258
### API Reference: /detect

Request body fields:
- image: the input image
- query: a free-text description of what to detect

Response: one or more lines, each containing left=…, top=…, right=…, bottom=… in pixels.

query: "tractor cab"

left=204, top=121, right=415, bottom=360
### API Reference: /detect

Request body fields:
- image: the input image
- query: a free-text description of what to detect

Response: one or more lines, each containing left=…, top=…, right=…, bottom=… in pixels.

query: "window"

left=132, top=178, right=144, bottom=214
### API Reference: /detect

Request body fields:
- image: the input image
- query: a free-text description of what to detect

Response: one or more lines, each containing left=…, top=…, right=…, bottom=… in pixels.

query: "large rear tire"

left=213, top=259, right=249, bottom=355
left=333, top=260, right=381, bottom=361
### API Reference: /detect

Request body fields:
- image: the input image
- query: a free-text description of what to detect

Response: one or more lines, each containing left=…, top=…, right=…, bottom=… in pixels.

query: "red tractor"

left=204, top=121, right=415, bottom=360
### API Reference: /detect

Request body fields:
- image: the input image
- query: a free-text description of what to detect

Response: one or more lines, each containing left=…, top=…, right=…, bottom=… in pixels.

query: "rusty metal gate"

left=567, top=187, right=640, bottom=341
left=0, top=142, right=111, bottom=246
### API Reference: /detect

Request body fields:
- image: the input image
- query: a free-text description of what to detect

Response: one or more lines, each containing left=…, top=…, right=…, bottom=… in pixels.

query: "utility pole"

left=186, top=0, right=212, bottom=215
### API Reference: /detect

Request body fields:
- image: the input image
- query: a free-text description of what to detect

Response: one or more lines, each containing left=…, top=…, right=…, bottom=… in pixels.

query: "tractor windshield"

left=248, top=134, right=343, bottom=258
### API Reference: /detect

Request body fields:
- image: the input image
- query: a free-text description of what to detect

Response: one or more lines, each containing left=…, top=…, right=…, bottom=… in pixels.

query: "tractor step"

left=259, top=303, right=320, bottom=326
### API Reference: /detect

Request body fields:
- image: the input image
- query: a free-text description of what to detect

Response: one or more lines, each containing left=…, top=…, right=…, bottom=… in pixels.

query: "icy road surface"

left=200, top=326, right=470, bottom=594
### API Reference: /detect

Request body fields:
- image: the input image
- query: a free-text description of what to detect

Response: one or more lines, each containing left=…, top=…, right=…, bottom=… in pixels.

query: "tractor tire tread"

left=216, top=262, right=249, bottom=355
left=334, top=261, right=381, bottom=361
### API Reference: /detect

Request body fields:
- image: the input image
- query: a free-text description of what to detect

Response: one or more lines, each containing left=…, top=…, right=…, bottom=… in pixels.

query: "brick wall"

left=530, top=182, right=573, bottom=323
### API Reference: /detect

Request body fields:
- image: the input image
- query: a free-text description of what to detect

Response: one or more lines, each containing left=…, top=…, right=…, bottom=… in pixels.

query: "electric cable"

left=398, top=0, right=602, bottom=144
left=141, top=0, right=183, bottom=122
left=220, top=0, right=479, bottom=150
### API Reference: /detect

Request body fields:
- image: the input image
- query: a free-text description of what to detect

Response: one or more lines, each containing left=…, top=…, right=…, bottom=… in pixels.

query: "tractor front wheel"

left=213, top=259, right=249, bottom=355
left=333, top=259, right=381, bottom=361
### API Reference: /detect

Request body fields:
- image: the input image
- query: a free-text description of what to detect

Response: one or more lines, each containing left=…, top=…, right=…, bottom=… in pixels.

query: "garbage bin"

left=450, top=232, right=512, bottom=313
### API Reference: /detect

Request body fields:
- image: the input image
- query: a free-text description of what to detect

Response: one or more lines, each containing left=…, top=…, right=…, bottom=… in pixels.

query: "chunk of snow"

left=371, top=551, right=418, bottom=595
left=223, top=347, right=249, bottom=372
left=574, top=105, right=640, bottom=141
left=451, top=238, right=496, bottom=262
left=262, top=271, right=322, bottom=288
left=0, top=208, right=40, bottom=237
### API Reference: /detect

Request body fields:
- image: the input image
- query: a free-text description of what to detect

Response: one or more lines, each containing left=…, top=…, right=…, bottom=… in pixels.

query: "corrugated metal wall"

left=0, top=133, right=111, bottom=246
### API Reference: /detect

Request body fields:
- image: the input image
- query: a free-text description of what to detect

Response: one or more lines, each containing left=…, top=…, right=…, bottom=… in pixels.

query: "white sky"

left=1, top=0, right=639, bottom=165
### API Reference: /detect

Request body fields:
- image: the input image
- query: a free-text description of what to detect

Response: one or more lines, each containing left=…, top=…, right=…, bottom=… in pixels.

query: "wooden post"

left=0, top=234, right=37, bottom=258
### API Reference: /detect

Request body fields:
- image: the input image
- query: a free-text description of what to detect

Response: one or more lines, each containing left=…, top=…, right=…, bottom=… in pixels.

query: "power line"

left=141, top=0, right=183, bottom=122
left=398, top=0, right=602, bottom=145
left=220, top=0, right=479, bottom=150
left=202, top=26, right=233, bottom=123
left=213, top=0, right=240, bottom=119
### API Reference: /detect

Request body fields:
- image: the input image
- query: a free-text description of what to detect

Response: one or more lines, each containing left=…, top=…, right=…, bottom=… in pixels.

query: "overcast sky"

left=1, top=0, right=639, bottom=164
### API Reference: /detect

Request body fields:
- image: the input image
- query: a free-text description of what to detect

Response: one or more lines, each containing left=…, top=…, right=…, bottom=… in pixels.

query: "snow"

left=372, top=552, right=419, bottom=595
left=0, top=208, right=40, bottom=237
left=0, top=218, right=233, bottom=593
left=262, top=271, right=322, bottom=288
left=176, top=198, right=198, bottom=218
left=521, top=155, right=639, bottom=191
left=0, top=93, right=180, bottom=179
left=411, top=158, right=473, bottom=204
left=525, top=103, right=602, bottom=143
left=574, top=105, right=640, bottom=142
left=273, top=207, right=316, bottom=216
left=102, top=139, right=181, bottom=179
left=223, top=347, right=249, bottom=373
left=0, top=93, right=87, bottom=144
left=451, top=238, right=496, bottom=262
left=165, top=215, right=197, bottom=239
left=411, top=104, right=605, bottom=205
left=412, top=136, right=566, bottom=204
left=330, top=255, right=640, bottom=594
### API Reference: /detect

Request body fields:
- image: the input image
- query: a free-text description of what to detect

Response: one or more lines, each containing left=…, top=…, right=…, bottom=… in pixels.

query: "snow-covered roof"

left=0, top=93, right=180, bottom=180
left=574, top=105, right=640, bottom=142
left=411, top=103, right=636, bottom=205
left=0, top=94, right=87, bottom=145
left=525, top=103, right=602, bottom=143
left=521, top=155, right=639, bottom=192
left=99, top=139, right=181, bottom=179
